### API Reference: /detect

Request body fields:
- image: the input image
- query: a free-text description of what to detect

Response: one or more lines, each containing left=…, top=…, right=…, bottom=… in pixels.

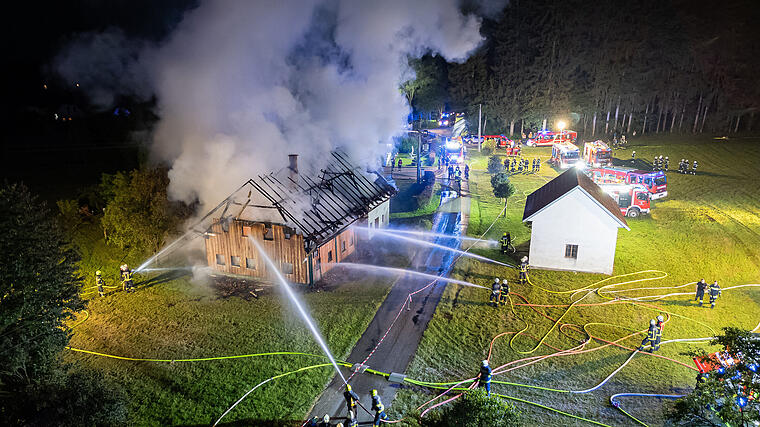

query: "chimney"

left=288, top=154, right=299, bottom=189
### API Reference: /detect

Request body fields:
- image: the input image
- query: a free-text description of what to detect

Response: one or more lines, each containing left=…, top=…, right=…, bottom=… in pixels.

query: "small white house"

left=522, top=169, right=629, bottom=275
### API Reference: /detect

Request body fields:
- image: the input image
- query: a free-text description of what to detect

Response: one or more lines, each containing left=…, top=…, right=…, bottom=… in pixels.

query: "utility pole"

left=417, top=132, right=422, bottom=184
left=478, top=103, right=482, bottom=152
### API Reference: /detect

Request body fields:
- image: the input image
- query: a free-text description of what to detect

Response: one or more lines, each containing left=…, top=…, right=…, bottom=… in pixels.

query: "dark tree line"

left=410, top=0, right=760, bottom=137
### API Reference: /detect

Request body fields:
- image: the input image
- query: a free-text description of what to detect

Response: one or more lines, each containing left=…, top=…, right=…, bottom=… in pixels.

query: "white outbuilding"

left=522, top=168, right=629, bottom=275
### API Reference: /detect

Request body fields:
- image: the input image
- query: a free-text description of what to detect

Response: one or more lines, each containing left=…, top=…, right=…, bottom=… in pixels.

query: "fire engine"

left=599, top=183, right=651, bottom=218
left=444, top=139, right=465, bottom=163
left=587, top=166, right=668, bottom=199
left=526, top=130, right=578, bottom=147
left=583, top=140, right=612, bottom=167
left=550, top=141, right=582, bottom=169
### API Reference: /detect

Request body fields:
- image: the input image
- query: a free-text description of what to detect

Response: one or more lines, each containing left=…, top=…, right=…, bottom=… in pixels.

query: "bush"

left=487, top=155, right=504, bottom=174
left=423, top=389, right=520, bottom=427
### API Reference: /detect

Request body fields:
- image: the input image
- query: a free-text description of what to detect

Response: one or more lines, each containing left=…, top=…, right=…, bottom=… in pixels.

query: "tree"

left=487, top=155, right=504, bottom=174
left=669, top=328, right=759, bottom=426
left=101, top=167, right=176, bottom=253
left=0, top=183, right=84, bottom=384
left=490, top=172, right=515, bottom=205
left=423, top=389, right=520, bottom=427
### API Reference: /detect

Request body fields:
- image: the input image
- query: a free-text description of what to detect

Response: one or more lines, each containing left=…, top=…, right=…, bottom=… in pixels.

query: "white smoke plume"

left=55, top=0, right=491, bottom=211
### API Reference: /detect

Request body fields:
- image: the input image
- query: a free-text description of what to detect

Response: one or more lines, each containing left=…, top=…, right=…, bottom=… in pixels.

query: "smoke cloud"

left=55, top=0, right=491, bottom=211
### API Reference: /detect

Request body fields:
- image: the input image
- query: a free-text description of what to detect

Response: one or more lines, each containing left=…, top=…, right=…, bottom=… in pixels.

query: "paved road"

left=308, top=182, right=469, bottom=425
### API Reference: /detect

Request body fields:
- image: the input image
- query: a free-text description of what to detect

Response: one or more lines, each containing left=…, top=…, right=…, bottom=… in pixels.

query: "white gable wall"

left=527, top=188, right=621, bottom=275
left=366, top=199, right=391, bottom=238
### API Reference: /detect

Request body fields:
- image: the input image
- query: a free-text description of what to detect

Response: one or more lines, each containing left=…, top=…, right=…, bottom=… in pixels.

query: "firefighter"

left=504, top=157, right=510, bottom=170
left=519, top=256, right=529, bottom=285
left=695, top=279, right=708, bottom=306
left=709, top=280, right=721, bottom=309
left=464, top=164, right=470, bottom=180
left=96, top=270, right=105, bottom=297
left=654, top=315, right=664, bottom=351
left=490, top=278, right=501, bottom=307
left=120, top=264, right=135, bottom=293
left=653, top=156, right=659, bottom=171
left=397, top=158, right=403, bottom=170
left=500, top=232, right=512, bottom=254
left=343, top=384, right=359, bottom=419
left=683, top=159, right=689, bottom=174
left=517, top=159, right=524, bottom=173
left=536, top=158, right=541, bottom=172
left=499, top=279, right=510, bottom=306
left=511, top=158, right=517, bottom=173
left=478, top=360, right=492, bottom=397
left=678, top=159, right=684, bottom=173
left=664, top=156, right=669, bottom=172
left=391, top=156, right=395, bottom=172
left=692, top=160, right=698, bottom=175
left=631, top=150, right=636, bottom=162
left=370, top=389, right=388, bottom=427
left=638, top=319, right=658, bottom=353
left=316, top=414, right=331, bottom=427
left=447, top=165, right=454, bottom=179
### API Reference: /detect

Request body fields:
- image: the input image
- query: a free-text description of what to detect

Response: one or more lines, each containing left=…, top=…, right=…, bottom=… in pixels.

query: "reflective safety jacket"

left=96, top=276, right=105, bottom=286
left=344, top=390, right=359, bottom=407
left=491, top=283, right=501, bottom=293
left=122, top=270, right=133, bottom=282
left=709, top=284, right=721, bottom=297
left=372, top=395, right=385, bottom=413
left=646, top=325, right=657, bottom=340
left=479, top=365, right=492, bottom=383
left=520, top=262, right=528, bottom=273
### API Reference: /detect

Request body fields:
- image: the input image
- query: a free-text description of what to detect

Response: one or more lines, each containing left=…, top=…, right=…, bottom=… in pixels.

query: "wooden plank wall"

left=204, top=220, right=309, bottom=284
left=314, top=228, right=357, bottom=276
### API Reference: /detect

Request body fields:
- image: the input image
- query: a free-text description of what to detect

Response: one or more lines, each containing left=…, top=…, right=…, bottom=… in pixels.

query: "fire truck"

left=444, top=138, right=465, bottom=163
left=583, top=140, right=612, bottom=167
left=526, top=130, right=578, bottom=147
left=550, top=142, right=582, bottom=169
left=587, top=166, right=668, bottom=199
left=483, top=135, right=520, bottom=155
left=599, top=183, right=651, bottom=218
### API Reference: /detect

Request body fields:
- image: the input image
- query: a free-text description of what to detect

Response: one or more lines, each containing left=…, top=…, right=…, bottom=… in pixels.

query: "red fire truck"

left=583, top=140, right=612, bottom=167
left=526, top=130, right=578, bottom=147
left=550, top=141, right=582, bottom=169
left=599, top=183, right=651, bottom=218
left=587, top=166, right=668, bottom=199
left=483, top=135, right=520, bottom=155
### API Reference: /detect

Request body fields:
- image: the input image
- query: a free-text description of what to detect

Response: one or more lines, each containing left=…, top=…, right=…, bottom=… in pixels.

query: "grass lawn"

left=65, top=222, right=402, bottom=425
left=392, top=135, right=760, bottom=426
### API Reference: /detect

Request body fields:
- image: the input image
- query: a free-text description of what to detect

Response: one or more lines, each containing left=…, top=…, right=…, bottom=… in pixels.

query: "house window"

left=242, top=226, right=251, bottom=237
left=284, top=227, right=292, bottom=240
left=246, top=257, right=256, bottom=269
left=230, top=256, right=241, bottom=267
left=328, top=250, right=333, bottom=262
left=341, top=240, right=346, bottom=252
left=216, top=254, right=226, bottom=265
left=565, top=244, right=579, bottom=259
left=263, top=226, right=274, bottom=241
left=281, top=262, right=294, bottom=274
left=349, top=233, right=354, bottom=246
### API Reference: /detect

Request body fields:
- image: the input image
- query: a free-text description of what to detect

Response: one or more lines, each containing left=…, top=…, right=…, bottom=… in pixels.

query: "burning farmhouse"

left=199, top=151, right=395, bottom=286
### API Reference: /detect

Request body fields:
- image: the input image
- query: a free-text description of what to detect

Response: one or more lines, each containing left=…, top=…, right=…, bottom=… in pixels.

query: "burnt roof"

left=197, top=151, right=396, bottom=252
left=522, top=168, right=629, bottom=229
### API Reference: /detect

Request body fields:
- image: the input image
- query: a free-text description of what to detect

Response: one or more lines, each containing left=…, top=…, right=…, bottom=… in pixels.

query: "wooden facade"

left=204, top=219, right=357, bottom=285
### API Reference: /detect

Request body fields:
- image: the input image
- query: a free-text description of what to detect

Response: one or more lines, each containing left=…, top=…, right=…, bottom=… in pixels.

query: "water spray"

left=365, top=228, right=515, bottom=268
left=337, top=263, right=487, bottom=289
left=353, top=226, right=499, bottom=246
left=135, top=230, right=198, bottom=272
left=247, top=237, right=346, bottom=384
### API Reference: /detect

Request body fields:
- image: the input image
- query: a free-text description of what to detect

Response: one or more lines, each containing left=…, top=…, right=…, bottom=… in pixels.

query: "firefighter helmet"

left=95, top=270, right=101, bottom=276
left=502, top=279, right=508, bottom=285
left=657, top=315, right=664, bottom=322
left=650, top=319, right=656, bottom=326
left=371, top=389, right=378, bottom=397
left=482, top=360, right=489, bottom=366
left=521, top=256, right=528, bottom=262
left=494, top=278, right=500, bottom=283
left=323, top=414, right=330, bottom=423
left=346, top=384, right=352, bottom=392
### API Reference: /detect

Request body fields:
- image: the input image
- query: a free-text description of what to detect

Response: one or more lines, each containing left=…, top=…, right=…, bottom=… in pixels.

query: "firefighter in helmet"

left=370, top=389, right=388, bottom=427
left=95, top=270, right=105, bottom=297
left=343, top=384, right=360, bottom=420
left=500, top=232, right=512, bottom=254
left=638, top=319, right=658, bottom=353
left=478, top=360, right=492, bottom=397
left=654, top=315, right=664, bottom=351
left=709, top=280, right=722, bottom=309
left=499, top=279, right=510, bottom=306
left=691, top=160, right=698, bottom=175
left=664, top=156, right=669, bottom=171
left=695, top=279, right=708, bottom=306
left=519, top=256, right=529, bottom=285
left=490, top=278, right=501, bottom=307
left=120, top=264, right=135, bottom=293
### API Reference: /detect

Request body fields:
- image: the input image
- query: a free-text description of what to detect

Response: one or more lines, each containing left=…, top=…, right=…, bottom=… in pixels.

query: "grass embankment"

left=393, top=136, right=760, bottom=426
left=66, top=222, right=401, bottom=425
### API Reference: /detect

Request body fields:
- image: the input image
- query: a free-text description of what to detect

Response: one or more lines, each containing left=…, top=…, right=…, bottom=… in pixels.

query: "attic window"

left=565, top=244, right=578, bottom=259
left=216, top=254, right=226, bottom=265
left=263, top=226, right=274, bottom=241
left=284, top=227, right=292, bottom=240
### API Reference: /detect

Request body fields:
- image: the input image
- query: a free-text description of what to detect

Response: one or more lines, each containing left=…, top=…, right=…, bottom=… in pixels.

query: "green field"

left=392, top=135, right=760, bottom=426
left=65, top=222, right=402, bottom=425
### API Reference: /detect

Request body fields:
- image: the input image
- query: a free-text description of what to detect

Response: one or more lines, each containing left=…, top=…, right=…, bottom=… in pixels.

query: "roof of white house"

left=522, top=168, right=629, bottom=230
